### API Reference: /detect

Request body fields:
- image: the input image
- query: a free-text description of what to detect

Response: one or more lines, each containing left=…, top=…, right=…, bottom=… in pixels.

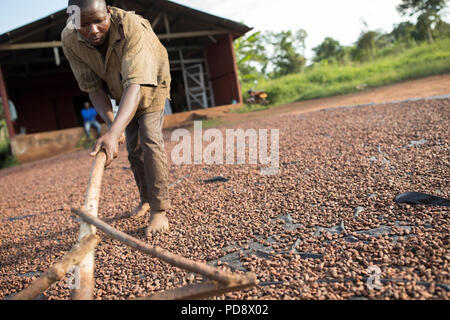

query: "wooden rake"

left=8, top=151, right=258, bottom=300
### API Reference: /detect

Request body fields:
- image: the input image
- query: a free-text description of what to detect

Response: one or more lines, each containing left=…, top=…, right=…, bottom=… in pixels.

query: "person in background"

left=164, top=99, right=173, bottom=115
left=0, top=97, right=18, bottom=126
left=81, top=101, right=102, bottom=138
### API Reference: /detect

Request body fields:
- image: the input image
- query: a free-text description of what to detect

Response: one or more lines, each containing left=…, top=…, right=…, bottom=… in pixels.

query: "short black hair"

left=68, top=0, right=106, bottom=8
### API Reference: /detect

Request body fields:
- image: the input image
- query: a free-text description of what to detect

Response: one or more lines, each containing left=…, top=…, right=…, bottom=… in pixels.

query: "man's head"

left=68, top=0, right=111, bottom=47
left=84, top=101, right=91, bottom=109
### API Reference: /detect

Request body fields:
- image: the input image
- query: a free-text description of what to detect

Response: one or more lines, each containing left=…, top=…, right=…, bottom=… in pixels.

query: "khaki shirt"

left=61, top=7, right=171, bottom=118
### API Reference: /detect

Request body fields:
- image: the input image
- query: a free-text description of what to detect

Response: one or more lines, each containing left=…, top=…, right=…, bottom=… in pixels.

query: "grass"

left=238, top=38, right=450, bottom=111
left=0, top=120, right=19, bottom=169
left=0, top=139, right=20, bottom=169
left=232, top=103, right=271, bottom=114
left=199, top=119, right=224, bottom=128
left=0, top=138, right=8, bottom=154
left=77, top=134, right=97, bottom=150
left=0, top=120, right=8, bottom=153
left=0, top=153, right=20, bottom=169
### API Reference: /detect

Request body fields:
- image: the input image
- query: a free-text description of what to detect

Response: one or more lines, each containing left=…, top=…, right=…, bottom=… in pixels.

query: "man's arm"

left=89, top=89, right=115, bottom=126
left=90, top=84, right=141, bottom=166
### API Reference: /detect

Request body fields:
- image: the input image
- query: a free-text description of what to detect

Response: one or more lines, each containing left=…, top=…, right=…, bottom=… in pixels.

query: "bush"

left=0, top=153, right=20, bottom=169
left=77, top=134, right=96, bottom=150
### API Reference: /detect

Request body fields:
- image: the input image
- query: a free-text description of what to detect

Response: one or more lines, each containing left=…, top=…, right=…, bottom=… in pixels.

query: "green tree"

left=312, top=37, right=346, bottom=63
left=397, top=0, right=448, bottom=42
left=267, top=29, right=308, bottom=78
left=354, top=31, right=382, bottom=61
left=391, top=21, right=417, bottom=43
left=234, top=31, right=269, bottom=83
left=434, top=19, right=450, bottom=39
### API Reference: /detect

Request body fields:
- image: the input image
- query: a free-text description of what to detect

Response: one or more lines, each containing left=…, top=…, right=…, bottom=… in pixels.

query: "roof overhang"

left=0, top=0, right=252, bottom=79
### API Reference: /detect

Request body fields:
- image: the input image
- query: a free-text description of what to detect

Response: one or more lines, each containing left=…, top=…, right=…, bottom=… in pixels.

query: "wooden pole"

left=0, top=41, right=63, bottom=51
left=136, top=281, right=256, bottom=300
left=228, top=33, right=243, bottom=104
left=71, top=208, right=258, bottom=286
left=0, top=64, right=15, bottom=139
left=72, top=151, right=107, bottom=300
left=0, top=31, right=230, bottom=51
left=8, top=235, right=101, bottom=300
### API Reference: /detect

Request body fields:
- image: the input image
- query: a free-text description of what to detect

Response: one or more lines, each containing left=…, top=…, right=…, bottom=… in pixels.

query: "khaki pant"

left=125, top=109, right=170, bottom=211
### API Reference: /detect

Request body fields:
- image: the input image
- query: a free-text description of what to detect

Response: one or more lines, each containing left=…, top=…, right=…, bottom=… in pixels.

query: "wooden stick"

left=135, top=280, right=256, bottom=300
left=8, top=235, right=101, bottom=300
left=72, top=151, right=107, bottom=300
left=71, top=208, right=258, bottom=286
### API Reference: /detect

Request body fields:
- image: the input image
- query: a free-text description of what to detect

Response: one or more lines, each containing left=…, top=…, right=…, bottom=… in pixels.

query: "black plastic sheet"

left=394, top=192, right=450, bottom=207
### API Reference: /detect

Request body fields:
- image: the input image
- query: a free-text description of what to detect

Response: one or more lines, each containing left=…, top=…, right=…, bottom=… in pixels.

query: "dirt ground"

left=202, top=74, right=450, bottom=126
left=0, top=75, right=449, bottom=300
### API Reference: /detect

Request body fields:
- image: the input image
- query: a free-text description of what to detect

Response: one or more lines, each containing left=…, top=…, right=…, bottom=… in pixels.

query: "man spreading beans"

left=62, top=0, right=172, bottom=235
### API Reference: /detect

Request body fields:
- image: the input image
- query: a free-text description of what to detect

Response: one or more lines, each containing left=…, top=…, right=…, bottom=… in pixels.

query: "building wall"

left=5, top=33, right=244, bottom=135
left=206, top=34, right=243, bottom=106
left=8, top=73, right=83, bottom=134
left=11, top=102, right=242, bottom=163
left=11, top=126, right=92, bottom=163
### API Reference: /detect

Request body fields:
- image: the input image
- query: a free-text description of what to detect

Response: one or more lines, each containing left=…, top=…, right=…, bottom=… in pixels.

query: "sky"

left=0, top=0, right=448, bottom=60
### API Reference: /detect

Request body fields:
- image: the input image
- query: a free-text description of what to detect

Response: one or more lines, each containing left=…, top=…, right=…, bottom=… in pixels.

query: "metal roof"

left=0, top=0, right=252, bottom=80
left=0, top=0, right=252, bottom=45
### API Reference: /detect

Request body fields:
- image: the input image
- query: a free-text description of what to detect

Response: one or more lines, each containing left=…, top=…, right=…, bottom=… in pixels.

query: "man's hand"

left=109, top=123, right=126, bottom=145
left=118, top=132, right=126, bottom=145
left=90, top=131, right=119, bottom=167
left=90, top=83, right=140, bottom=167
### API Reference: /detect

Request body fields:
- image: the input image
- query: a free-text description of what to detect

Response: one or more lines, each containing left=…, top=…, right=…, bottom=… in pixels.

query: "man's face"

left=77, top=3, right=111, bottom=47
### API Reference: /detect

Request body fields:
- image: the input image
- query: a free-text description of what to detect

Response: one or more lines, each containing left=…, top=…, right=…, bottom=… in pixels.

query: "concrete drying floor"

left=0, top=97, right=448, bottom=300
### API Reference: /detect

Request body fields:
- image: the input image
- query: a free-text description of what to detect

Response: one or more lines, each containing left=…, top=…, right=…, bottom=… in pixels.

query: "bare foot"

left=130, top=202, right=150, bottom=218
left=146, top=211, right=169, bottom=235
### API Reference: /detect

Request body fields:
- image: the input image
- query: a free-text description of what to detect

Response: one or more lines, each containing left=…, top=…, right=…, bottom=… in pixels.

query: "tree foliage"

left=397, top=0, right=447, bottom=16
left=312, top=37, right=346, bottom=63
left=234, top=31, right=269, bottom=83
left=397, top=0, right=448, bottom=42
left=235, top=29, right=308, bottom=81
left=354, top=31, right=382, bottom=61
left=0, top=99, right=5, bottom=120
left=391, top=21, right=417, bottom=42
left=266, top=30, right=308, bottom=78
left=234, top=0, right=449, bottom=85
